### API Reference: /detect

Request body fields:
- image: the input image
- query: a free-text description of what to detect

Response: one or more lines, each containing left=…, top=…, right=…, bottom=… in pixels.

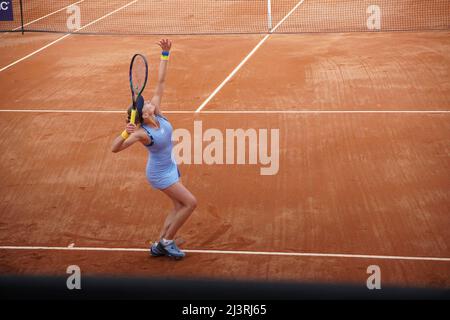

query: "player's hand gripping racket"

left=129, top=54, right=148, bottom=125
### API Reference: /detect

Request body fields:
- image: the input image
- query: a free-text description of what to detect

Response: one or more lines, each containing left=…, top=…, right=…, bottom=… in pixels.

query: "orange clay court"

left=0, top=0, right=449, bottom=289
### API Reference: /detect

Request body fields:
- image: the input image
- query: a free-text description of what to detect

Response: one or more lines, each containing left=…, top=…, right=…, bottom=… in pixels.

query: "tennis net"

left=1, top=0, right=449, bottom=35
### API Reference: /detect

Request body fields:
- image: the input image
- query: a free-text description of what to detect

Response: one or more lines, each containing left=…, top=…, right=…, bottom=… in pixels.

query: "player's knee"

left=185, top=196, right=197, bottom=211
left=174, top=200, right=183, bottom=211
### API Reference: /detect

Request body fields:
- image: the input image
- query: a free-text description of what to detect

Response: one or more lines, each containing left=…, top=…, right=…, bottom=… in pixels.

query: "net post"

left=267, top=0, right=272, bottom=32
left=19, top=0, right=24, bottom=35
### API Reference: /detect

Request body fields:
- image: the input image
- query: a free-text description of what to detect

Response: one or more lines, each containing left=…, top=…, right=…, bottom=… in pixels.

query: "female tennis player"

left=111, top=39, right=196, bottom=260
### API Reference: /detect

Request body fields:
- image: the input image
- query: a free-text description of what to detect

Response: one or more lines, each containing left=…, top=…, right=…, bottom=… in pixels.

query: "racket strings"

left=131, top=57, right=147, bottom=96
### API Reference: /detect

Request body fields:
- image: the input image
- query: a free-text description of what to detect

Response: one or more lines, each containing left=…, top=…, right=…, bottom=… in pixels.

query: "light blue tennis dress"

left=141, top=114, right=180, bottom=190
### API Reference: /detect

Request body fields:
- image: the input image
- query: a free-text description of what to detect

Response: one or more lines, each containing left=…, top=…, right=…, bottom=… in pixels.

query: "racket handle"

left=121, top=130, right=129, bottom=140
left=130, top=109, right=137, bottom=125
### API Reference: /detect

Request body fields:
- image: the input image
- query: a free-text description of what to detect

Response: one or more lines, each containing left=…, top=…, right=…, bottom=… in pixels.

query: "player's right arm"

left=111, top=123, right=143, bottom=153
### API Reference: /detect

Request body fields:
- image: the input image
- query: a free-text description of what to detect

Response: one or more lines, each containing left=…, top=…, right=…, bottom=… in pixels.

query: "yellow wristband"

left=161, top=55, right=169, bottom=61
left=121, top=130, right=129, bottom=140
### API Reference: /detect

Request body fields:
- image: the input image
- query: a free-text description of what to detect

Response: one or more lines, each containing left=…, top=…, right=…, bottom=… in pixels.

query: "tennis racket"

left=129, top=54, right=148, bottom=125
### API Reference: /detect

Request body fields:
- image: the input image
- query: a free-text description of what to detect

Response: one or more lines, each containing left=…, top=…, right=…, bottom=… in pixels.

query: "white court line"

left=0, top=0, right=139, bottom=73
left=190, top=110, right=450, bottom=114
left=0, top=109, right=128, bottom=114
left=3, top=0, right=86, bottom=33
left=195, top=0, right=306, bottom=113
left=0, top=109, right=449, bottom=114
left=0, top=245, right=449, bottom=262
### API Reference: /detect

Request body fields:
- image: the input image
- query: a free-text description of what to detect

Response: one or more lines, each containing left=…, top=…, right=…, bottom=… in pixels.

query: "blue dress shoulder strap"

left=141, top=124, right=154, bottom=146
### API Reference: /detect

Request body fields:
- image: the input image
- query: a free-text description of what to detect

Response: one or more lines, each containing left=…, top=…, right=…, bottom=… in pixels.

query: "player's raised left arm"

left=151, top=39, right=172, bottom=113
